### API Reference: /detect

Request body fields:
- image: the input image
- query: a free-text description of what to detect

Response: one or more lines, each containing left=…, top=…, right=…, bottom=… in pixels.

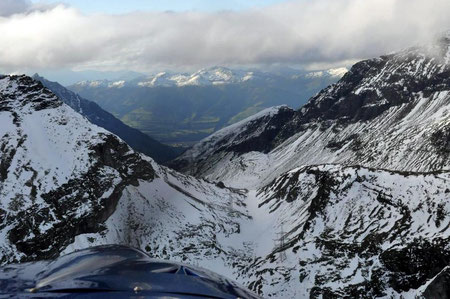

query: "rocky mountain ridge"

left=171, top=36, right=450, bottom=188
left=0, top=75, right=249, bottom=270
left=166, top=36, right=450, bottom=298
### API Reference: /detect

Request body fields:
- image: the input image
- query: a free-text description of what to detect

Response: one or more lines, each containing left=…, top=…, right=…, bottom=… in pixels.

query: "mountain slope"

left=249, top=164, right=450, bottom=298
left=33, top=74, right=181, bottom=164
left=0, top=75, right=249, bottom=270
left=167, top=105, right=296, bottom=177
left=69, top=66, right=342, bottom=146
left=171, top=36, right=450, bottom=188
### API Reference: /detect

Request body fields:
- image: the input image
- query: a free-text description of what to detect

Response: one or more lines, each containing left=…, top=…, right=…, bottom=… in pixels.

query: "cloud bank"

left=0, top=0, right=450, bottom=71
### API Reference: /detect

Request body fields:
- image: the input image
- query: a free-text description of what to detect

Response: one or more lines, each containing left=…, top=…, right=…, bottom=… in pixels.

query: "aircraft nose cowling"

left=0, top=244, right=262, bottom=299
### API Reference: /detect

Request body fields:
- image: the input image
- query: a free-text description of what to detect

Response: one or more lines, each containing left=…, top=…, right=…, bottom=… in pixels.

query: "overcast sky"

left=1, top=0, right=450, bottom=74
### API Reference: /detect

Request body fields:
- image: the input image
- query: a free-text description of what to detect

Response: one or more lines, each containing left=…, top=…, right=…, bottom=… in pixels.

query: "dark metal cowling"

left=0, top=245, right=262, bottom=299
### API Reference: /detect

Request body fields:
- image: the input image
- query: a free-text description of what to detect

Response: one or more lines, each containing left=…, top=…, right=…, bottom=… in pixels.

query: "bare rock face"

left=7, top=134, right=156, bottom=262
left=423, top=266, right=450, bottom=299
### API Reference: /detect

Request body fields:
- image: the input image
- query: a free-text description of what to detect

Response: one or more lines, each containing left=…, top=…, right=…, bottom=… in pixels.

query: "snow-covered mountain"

left=166, top=36, right=450, bottom=297
left=139, top=67, right=246, bottom=87
left=171, top=36, right=450, bottom=188
left=303, top=67, right=349, bottom=79
left=1, top=66, right=450, bottom=297
left=73, top=66, right=347, bottom=89
left=0, top=74, right=250, bottom=276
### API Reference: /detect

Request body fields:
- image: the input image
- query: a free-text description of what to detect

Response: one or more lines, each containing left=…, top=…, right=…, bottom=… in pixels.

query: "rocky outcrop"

left=6, top=134, right=156, bottom=262
left=423, top=266, right=450, bottom=299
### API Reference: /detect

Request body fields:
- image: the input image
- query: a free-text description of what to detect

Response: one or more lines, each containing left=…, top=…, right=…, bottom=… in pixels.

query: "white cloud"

left=0, top=0, right=450, bottom=71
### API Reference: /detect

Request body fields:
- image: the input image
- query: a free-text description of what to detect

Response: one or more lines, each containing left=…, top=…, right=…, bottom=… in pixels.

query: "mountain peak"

left=31, top=73, right=43, bottom=80
left=0, top=75, right=62, bottom=112
left=298, top=39, right=450, bottom=126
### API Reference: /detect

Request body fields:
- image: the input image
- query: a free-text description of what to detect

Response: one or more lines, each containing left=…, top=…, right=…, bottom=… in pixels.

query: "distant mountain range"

left=73, top=66, right=348, bottom=88
left=68, top=66, right=347, bottom=146
left=33, top=74, right=182, bottom=163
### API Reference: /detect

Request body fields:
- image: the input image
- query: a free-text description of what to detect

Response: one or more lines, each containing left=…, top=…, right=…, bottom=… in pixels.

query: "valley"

left=68, top=67, right=344, bottom=146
